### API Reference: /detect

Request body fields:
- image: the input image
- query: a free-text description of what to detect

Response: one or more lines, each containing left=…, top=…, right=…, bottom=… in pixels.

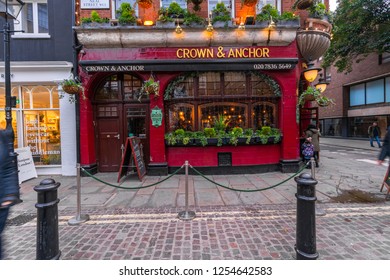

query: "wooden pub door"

left=95, top=104, right=149, bottom=172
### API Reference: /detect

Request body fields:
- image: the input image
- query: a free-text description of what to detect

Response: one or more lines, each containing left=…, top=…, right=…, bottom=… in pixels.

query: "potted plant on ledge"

left=211, top=2, right=232, bottom=28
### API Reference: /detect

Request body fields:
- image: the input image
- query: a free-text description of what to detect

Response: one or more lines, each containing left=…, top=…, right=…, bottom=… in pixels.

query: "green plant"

left=187, top=0, right=203, bottom=12
left=255, top=4, right=279, bottom=22
left=260, top=126, right=271, bottom=136
left=244, top=128, right=254, bottom=144
left=193, top=131, right=207, bottom=146
left=116, top=2, right=137, bottom=25
left=211, top=2, right=231, bottom=24
left=157, top=8, right=174, bottom=22
left=81, top=10, right=109, bottom=24
left=165, top=132, right=177, bottom=145
left=279, top=11, right=299, bottom=21
left=308, top=2, right=329, bottom=19
left=183, top=10, right=205, bottom=26
left=316, top=95, right=335, bottom=107
left=59, top=77, right=86, bottom=103
left=139, top=76, right=160, bottom=101
left=204, top=127, right=216, bottom=138
left=213, top=114, right=230, bottom=132
left=229, top=127, right=243, bottom=146
left=167, top=1, right=185, bottom=18
left=298, top=86, right=322, bottom=107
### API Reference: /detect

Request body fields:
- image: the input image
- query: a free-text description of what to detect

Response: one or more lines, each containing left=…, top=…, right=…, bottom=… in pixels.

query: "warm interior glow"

left=143, top=20, right=153, bottom=26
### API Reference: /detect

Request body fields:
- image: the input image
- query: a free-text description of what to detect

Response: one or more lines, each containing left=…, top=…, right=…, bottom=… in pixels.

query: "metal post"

left=178, top=161, right=195, bottom=220
left=294, top=173, right=319, bottom=260
left=34, top=178, right=61, bottom=260
left=68, top=163, right=90, bottom=225
left=310, top=157, right=315, bottom=179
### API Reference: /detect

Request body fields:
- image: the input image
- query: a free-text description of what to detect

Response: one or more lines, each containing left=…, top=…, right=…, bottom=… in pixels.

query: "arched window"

left=94, top=74, right=144, bottom=102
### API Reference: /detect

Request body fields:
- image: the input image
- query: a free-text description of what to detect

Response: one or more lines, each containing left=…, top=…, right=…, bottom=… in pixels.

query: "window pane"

left=26, top=3, right=34, bottom=33
left=366, top=79, right=384, bottom=104
left=252, top=102, right=276, bottom=129
left=161, top=0, right=187, bottom=9
left=95, top=75, right=120, bottom=101
left=224, top=72, right=246, bottom=96
left=251, top=74, right=274, bottom=96
left=167, top=104, right=194, bottom=131
left=199, top=103, right=247, bottom=130
left=38, top=3, right=49, bottom=33
left=123, top=74, right=142, bottom=101
left=32, top=86, right=51, bottom=108
left=172, top=76, right=195, bottom=99
left=22, top=86, right=32, bottom=109
left=386, top=77, right=390, bottom=102
left=350, top=84, right=365, bottom=106
left=198, top=73, right=221, bottom=96
left=24, top=110, right=61, bottom=165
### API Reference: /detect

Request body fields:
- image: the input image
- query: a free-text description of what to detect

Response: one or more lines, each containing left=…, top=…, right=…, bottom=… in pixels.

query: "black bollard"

left=34, top=178, right=61, bottom=260
left=294, top=172, right=318, bottom=260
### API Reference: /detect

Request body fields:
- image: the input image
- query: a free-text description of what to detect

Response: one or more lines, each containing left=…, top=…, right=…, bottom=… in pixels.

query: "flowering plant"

left=139, top=76, right=160, bottom=101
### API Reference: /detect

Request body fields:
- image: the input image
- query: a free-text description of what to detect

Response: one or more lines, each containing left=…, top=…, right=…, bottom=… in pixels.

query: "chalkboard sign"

left=117, top=137, right=146, bottom=182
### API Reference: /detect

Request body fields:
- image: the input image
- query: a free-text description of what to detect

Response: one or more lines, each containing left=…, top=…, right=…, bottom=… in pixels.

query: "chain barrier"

left=80, top=164, right=184, bottom=190
left=188, top=161, right=309, bottom=193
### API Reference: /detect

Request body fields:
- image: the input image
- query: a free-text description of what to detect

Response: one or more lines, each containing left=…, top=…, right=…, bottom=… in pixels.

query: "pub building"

left=74, top=0, right=331, bottom=175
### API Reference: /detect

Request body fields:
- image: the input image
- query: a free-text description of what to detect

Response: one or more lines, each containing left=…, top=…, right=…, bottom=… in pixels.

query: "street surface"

left=2, top=138, right=390, bottom=260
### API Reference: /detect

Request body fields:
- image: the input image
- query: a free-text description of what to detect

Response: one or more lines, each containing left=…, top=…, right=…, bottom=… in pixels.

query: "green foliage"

left=213, top=114, right=230, bottom=132
left=211, top=2, right=231, bottom=23
left=139, top=76, right=160, bottom=101
left=308, top=2, right=329, bottom=19
left=323, top=0, right=390, bottom=73
left=280, top=11, right=299, bottom=21
left=81, top=10, right=109, bottom=24
left=183, top=10, right=205, bottom=26
left=158, top=8, right=175, bottom=22
left=116, top=2, right=137, bottom=25
left=260, top=126, right=271, bottom=136
left=204, top=128, right=216, bottom=138
left=256, top=4, right=279, bottom=22
left=167, top=1, right=185, bottom=17
left=298, top=86, right=334, bottom=107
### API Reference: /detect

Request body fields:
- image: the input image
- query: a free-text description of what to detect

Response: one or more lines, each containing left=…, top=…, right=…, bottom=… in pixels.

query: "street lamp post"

left=0, top=0, right=24, bottom=206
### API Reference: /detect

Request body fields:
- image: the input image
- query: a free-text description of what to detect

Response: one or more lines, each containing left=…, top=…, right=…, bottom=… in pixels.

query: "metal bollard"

left=68, top=163, right=90, bottom=225
left=294, top=173, right=319, bottom=260
left=34, top=178, right=61, bottom=260
left=178, top=161, right=196, bottom=220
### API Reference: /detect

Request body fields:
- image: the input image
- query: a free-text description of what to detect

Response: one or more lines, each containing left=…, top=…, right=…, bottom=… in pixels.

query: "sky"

left=329, top=0, right=338, bottom=11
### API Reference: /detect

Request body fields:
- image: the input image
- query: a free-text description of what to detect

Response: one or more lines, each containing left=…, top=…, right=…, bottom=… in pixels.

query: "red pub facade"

left=74, top=0, right=330, bottom=175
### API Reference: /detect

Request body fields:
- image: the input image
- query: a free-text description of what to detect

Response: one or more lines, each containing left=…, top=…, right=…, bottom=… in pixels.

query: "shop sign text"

left=81, top=0, right=109, bottom=9
left=176, top=46, right=270, bottom=59
left=84, top=65, right=145, bottom=72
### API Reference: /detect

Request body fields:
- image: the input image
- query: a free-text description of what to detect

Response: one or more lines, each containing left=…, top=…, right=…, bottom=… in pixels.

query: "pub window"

left=252, top=102, right=277, bottom=129
left=199, top=103, right=247, bottom=130
left=198, top=72, right=221, bottom=97
left=251, top=73, right=274, bottom=96
left=167, top=103, right=194, bottom=131
left=224, top=72, right=247, bottom=96
left=172, top=76, right=195, bottom=99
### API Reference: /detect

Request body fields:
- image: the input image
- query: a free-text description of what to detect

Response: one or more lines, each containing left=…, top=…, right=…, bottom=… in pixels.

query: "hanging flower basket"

left=62, top=85, right=81, bottom=95
left=304, top=94, right=316, bottom=101
left=139, top=76, right=160, bottom=101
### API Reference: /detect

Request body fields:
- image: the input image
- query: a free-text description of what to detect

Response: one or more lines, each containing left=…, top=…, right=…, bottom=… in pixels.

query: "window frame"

left=12, top=0, right=50, bottom=39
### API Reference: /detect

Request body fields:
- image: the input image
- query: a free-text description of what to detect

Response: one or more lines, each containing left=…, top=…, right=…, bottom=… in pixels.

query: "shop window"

left=24, top=110, right=60, bottom=165
left=252, top=102, right=276, bottom=129
left=14, top=0, right=49, bottom=38
left=167, top=103, right=194, bottom=131
left=366, top=79, right=384, bottom=104
left=199, top=103, right=247, bottom=130
left=22, top=86, right=58, bottom=109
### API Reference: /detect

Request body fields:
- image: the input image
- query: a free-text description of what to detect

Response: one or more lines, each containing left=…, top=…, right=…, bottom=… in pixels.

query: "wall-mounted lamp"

left=302, top=61, right=322, bottom=83
left=238, top=22, right=245, bottom=30
left=175, top=18, right=182, bottom=34
left=206, top=12, right=213, bottom=32
left=314, top=74, right=329, bottom=92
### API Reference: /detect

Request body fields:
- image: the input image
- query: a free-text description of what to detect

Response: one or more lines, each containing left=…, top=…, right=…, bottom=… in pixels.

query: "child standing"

left=302, top=137, right=314, bottom=168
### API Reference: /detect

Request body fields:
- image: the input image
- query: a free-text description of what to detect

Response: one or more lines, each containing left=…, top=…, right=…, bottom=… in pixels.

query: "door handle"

left=114, top=134, right=120, bottom=139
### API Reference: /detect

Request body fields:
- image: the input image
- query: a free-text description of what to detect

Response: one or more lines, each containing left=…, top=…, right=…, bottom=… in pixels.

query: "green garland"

left=249, top=71, right=281, bottom=97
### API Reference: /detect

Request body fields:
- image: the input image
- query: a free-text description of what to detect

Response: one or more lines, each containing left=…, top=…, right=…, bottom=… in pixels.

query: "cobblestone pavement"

left=2, top=138, right=390, bottom=260
left=3, top=203, right=390, bottom=260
